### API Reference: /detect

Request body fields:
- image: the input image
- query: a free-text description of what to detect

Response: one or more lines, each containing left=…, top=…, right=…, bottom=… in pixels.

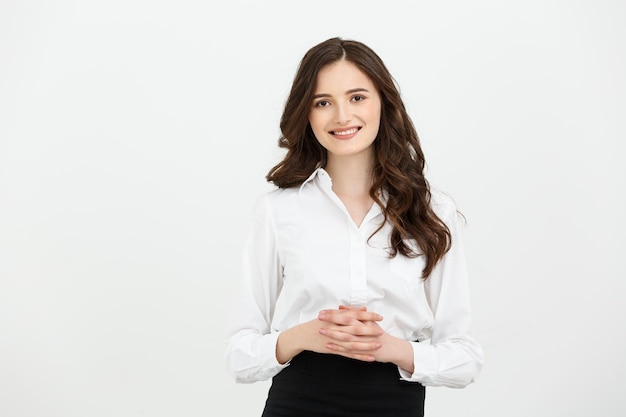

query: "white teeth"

left=333, top=128, right=359, bottom=136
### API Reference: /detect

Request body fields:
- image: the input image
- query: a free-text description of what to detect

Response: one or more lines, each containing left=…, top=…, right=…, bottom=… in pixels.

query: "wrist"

left=382, top=335, right=414, bottom=373
left=394, top=339, right=415, bottom=374
left=276, top=322, right=309, bottom=364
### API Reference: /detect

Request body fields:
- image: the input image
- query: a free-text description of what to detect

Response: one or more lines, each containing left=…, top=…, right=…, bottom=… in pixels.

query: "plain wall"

left=1, top=1, right=625, bottom=416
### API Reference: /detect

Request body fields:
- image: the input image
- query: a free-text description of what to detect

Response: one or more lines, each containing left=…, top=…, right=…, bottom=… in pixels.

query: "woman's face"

left=308, top=60, right=381, bottom=162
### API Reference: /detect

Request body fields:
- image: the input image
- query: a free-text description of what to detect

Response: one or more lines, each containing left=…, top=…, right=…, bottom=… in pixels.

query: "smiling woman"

left=224, top=37, right=483, bottom=417
left=309, top=61, right=381, bottom=167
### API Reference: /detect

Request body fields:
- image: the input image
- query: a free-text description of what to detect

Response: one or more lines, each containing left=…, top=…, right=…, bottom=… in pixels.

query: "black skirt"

left=261, top=351, right=425, bottom=417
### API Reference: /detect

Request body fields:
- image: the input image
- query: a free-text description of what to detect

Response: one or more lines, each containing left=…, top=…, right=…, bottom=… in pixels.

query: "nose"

left=335, top=102, right=351, bottom=125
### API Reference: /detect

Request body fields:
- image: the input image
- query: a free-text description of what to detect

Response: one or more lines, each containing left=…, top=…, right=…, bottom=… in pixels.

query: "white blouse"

left=224, top=168, right=483, bottom=388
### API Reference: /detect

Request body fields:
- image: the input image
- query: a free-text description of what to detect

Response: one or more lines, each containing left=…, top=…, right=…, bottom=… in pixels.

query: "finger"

left=320, top=326, right=383, bottom=339
left=318, top=309, right=383, bottom=324
left=335, top=352, right=376, bottom=362
left=319, top=308, right=382, bottom=321
left=326, top=341, right=382, bottom=353
left=350, top=310, right=383, bottom=322
left=339, top=305, right=366, bottom=311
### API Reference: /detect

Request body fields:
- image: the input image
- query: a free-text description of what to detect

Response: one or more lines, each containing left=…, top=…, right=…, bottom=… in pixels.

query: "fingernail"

left=319, top=328, right=327, bottom=335
left=318, top=311, right=326, bottom=318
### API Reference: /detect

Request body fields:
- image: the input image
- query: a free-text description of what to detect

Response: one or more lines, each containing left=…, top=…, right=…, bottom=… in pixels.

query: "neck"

left=324, top=151, right=374, bottom=198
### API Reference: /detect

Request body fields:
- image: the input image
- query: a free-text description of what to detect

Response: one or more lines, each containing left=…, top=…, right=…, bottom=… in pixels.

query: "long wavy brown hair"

left=266, top=37, right=451, bottom=278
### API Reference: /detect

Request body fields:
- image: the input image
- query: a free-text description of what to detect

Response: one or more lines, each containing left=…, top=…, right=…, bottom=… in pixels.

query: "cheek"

left=363, top=99, right=381, bottom=119
left=366, top=104, right=382, bottom=129
left=372, top=103, right=382, bottom=123
left=308, top=114, right=325, bottom=136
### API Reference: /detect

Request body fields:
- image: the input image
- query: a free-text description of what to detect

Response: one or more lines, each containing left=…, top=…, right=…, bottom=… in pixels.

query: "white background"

left=1, top=1, right=625, bottom=416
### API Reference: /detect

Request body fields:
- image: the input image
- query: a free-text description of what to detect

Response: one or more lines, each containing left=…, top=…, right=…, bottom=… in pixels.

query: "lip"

left=329, top=126, right=361, bottom=140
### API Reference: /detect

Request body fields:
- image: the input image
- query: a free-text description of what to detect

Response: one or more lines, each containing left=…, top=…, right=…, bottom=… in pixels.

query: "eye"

left=351, top=95, right=366, bottom=102
left=314, top=100, right=331, bottom=107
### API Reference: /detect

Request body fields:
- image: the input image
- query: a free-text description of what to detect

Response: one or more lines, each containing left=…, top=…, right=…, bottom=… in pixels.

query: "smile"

left=330, top=127, right=361, bottom=136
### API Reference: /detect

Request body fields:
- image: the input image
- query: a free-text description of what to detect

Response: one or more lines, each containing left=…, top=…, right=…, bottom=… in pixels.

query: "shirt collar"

left=298, top=168, right=387, bottom=214
left=299, top=167, right=329, bottom=193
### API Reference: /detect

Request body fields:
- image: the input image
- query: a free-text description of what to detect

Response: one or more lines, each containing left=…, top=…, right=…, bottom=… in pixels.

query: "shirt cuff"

left=260, top=331, right=290, bottom=374
left=230, top=331, right=290, bottom=383
left=397, top=341, right=438, bottom=385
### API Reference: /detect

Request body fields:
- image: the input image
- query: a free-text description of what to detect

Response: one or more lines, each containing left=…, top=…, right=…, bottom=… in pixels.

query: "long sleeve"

left=398, top=198, right=484, bottom=388
left=224, top=194, right=288, bottom=383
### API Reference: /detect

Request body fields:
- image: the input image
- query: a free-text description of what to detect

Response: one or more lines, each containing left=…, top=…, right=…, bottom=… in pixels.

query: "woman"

left=224, top=37, right=483, bottom=417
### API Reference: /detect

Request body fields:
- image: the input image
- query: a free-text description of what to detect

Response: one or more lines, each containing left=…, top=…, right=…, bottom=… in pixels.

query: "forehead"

left=314, top=60, right=375, bottom=92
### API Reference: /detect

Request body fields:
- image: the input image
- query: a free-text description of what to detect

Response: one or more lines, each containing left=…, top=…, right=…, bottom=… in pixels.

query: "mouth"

left=329, top=127, right=361, bottom=138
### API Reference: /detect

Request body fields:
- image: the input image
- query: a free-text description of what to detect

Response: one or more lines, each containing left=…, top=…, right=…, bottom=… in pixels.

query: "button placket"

left=349, top=225, right=368, bottom=307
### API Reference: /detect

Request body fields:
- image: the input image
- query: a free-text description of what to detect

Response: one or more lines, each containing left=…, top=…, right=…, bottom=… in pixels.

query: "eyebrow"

left=313, top=88, right=370, bottom=99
